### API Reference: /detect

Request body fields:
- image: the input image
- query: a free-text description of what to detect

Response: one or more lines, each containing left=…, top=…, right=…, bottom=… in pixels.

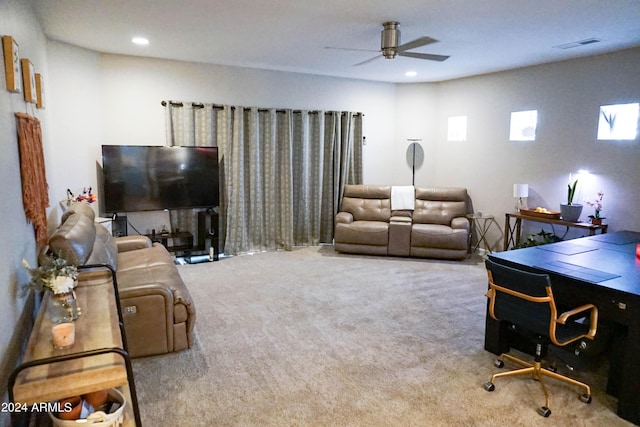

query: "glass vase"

left=48, top=291, right=79, bottom=323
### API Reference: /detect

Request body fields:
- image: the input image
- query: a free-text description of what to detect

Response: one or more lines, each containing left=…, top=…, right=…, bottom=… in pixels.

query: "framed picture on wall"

left=35, top=73, right=44, bottom=108
left=21, top=58, right=37, bottom=103
left=2, top=35, right=22, bottom=93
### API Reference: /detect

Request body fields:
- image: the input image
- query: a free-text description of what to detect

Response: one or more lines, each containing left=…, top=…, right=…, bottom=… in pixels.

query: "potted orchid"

left=585, top=191, right=605, bottom=225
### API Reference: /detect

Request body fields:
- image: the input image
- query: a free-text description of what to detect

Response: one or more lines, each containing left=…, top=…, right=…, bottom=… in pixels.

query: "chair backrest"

left=485, top=259, right=557, bottom=338
left=340, top=185, right=391, bottom=222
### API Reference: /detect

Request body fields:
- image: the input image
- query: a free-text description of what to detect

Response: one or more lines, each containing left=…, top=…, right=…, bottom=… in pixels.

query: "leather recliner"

left=334, top=185, right=471, bottom=260
left=45, top=202, right=196, bottom=358
left=334, top=185, right=392, bottom=256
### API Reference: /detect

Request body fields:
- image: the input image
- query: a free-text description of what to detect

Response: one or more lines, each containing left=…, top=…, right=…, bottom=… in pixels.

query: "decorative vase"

left=48, top=291, right=79, bottom=323
left=560, top=204, right=583, bottom=222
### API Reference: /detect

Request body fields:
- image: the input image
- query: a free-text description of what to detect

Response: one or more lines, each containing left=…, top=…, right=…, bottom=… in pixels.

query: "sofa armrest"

left=336, top=212, right=354, bottom=224
left=451, top=217, right=470, bottom=231
left=390, top=215, right=412, bottom=224
left=115, top=235, right=153, bottom=253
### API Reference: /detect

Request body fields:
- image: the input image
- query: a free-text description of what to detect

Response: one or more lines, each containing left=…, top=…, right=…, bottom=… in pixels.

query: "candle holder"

left=52, top=322, right=75, bottom=349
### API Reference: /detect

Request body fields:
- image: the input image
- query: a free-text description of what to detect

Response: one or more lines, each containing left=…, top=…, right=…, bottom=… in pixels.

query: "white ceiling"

left=29, top=0, right=640, bottom=83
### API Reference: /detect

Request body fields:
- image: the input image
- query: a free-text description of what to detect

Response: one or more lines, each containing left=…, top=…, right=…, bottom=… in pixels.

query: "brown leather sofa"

left=334, top=185, right=471, bottom=260
left=45, top=202, right=195, bottom=358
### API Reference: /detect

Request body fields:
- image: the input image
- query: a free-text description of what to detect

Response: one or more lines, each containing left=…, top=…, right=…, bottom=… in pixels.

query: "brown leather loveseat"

left=334, top=185, right=471, bottom=260
left=45, top=201, right=195, bottom=358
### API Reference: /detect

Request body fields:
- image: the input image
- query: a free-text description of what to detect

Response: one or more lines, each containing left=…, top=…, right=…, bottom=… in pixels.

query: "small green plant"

left=567, top=176, right=578, bottom=205
left=514, top=229, right=562, bottom=249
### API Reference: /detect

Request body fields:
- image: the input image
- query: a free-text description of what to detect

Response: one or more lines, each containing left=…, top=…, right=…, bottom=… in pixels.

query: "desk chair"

left=483, top=259, right=598, bottom=417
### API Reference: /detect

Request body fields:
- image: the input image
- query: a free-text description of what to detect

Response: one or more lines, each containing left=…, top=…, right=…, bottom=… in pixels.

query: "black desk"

left=486, top=231, right=640, bottom=424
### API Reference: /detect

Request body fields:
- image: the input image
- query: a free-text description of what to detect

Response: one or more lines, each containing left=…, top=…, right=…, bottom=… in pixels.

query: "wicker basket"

left=49, top=388, right=126, bottom=427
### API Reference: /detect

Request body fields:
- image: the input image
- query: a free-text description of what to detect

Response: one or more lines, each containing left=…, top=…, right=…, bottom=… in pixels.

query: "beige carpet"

left=132, top=246, right=632, bottom=426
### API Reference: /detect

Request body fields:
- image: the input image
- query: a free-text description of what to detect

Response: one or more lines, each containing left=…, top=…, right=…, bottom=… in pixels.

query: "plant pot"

left=591, top=218, right=603, bottom=225
left=57, top=396, right=82, bottom=420
left=84, top=389, right=109, bottom=410
left=560, top=204, right=583, bottom=222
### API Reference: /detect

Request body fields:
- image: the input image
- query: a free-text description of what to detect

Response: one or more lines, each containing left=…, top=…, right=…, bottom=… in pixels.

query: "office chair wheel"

left=537, top=406, right=552, bottom=417
left=494, top=359, right=504, bottom=368
left=483, top=382, right=495, bottom=392
left=580, top=393, right=592, bottom=404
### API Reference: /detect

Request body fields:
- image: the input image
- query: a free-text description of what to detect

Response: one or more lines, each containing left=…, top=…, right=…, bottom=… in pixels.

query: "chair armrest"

left=115, top=235, right=153, bottom=253
left=336, top=212, right=354, bottom=224
left=451, top=217, right=470, bottom=231
left=557, top=304, right=598, bottom=338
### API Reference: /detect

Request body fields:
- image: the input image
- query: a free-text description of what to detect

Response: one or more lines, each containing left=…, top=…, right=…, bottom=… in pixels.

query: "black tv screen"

left=102, top=145, right=219, bottom=213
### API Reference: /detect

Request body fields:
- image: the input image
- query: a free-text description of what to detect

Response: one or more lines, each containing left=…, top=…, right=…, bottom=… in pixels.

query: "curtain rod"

left=161, top=100, right=363, bottom=116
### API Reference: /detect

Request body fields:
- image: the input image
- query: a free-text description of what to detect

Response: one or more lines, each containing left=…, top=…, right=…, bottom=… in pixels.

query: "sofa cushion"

left=48, top=211, right=97, bottom=265
left=117, top=243, right=177, bottom=273
left=62, top=200, right=96, bottom=222
left=411, top=224, right=469, bottom=250
left=340, top=185, right=391, bottom=222
left=86, top=223, right=118, bottom=270
left=335, top=221, right=389, bottom=246
left=413, top=187, right=468, bottom=226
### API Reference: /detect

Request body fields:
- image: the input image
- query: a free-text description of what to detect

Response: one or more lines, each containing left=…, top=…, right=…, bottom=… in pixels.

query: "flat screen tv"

left=102, top=145, right=219, bottom=213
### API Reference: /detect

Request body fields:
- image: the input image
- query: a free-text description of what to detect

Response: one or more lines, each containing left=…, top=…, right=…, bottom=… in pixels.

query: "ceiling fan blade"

left=396, top=36, right=438, bottom=53
left=354, top=55, right=381, bottom=67
left=325, top=46, right=380, bottom=53
left=398, top=51, right=450, bottom=62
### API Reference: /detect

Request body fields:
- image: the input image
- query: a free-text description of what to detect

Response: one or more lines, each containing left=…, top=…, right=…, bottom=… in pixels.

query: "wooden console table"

left=8, top=267, right=140, bottom=426
left=504, top=212, right=608, bottom=250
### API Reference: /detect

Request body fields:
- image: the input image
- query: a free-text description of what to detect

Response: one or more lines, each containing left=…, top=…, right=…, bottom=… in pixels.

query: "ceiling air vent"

left=554, top=38, right=602, bottom=50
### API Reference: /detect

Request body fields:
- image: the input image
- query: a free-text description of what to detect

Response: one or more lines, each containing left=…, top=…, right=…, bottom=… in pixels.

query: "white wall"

left=46, top=47, right=398, bottom=230
left=45, top=44, right=640, bottom=247
left=45, top=42, right=104, bottom=228
left=0, top=0, right=49, bottom=420
left=394, top=49, right=640, bottom=249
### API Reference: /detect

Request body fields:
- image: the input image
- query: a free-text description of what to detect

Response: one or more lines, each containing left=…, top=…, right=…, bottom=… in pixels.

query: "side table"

left=467, top=213, right=496, bottom=254
left=503, top=212, right=608, bottom=250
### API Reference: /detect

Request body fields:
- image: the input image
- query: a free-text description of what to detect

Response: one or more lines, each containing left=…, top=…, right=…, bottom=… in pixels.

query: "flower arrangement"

left=67, top=187, right=96, bottom=204
left=585, top=191, right=605, bottom=220
left=23, top=254, right=78, bottom=294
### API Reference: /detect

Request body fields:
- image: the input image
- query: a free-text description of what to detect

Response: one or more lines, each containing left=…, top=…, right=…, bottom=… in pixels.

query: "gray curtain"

left=165, top=101, right=362, bottom=255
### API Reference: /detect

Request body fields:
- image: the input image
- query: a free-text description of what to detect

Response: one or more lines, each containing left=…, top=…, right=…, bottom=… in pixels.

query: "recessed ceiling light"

left=132, top=37, right=149, bottom=46
left=405, top=71, right=417, bottom=77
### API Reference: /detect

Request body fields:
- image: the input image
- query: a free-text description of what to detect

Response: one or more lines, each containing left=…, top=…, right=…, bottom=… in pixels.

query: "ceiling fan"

left=328, top=21, right=450, bottom=66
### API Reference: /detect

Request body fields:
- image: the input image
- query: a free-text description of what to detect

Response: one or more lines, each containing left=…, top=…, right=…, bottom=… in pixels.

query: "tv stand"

left=147, top=230, right=194, bottom=253
left=112, top=214, right=127, bottom=237
left=198, top=210, right=219, bottom=261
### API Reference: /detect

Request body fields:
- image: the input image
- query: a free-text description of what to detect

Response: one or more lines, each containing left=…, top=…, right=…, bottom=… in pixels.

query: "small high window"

left=509, top=110, right=537, bottom=141
left=597, top=103, right=639, bottom=140
left=447, top=116, right=467, bottom=142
